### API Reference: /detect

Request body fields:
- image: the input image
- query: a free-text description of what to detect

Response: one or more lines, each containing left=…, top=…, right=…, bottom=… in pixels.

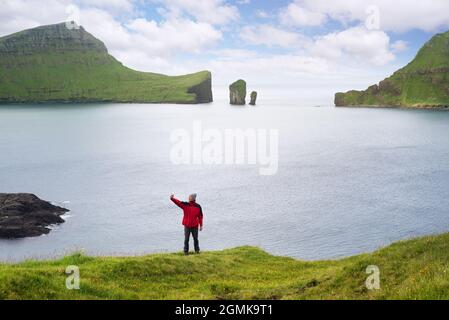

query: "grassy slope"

left=335, top=31, right=449, bottom=108
left=0, top=24, right=211, bottom=104
left=0, top=54, right=211, bottom=103
left=1, top=233, right=449, bottom=300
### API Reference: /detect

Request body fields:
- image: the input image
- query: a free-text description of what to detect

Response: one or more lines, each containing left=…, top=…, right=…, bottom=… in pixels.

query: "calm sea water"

left=1, top=88, right=449, bottom=262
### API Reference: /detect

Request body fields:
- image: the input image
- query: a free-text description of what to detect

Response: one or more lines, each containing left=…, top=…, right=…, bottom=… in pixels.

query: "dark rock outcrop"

left=249, top=91, right=257, bottom=105
left=0, top=194, right=68, bottom=238
left=187, top=71, right=213, bottom=103
left=229, top=80, right=247, bottom=105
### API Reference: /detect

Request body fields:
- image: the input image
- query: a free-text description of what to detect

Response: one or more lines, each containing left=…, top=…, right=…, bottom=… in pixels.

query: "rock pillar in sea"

left=249, top=91, right=257, bottom=105
left=229, top=80, right=247, bottom=105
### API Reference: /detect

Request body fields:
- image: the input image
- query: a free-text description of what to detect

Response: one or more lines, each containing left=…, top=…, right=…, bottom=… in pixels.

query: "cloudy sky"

left=1, top=0, right=449, bottom=103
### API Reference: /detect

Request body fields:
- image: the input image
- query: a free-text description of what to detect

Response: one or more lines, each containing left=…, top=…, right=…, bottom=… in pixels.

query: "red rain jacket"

left=171, top=197, right=204, bottom=228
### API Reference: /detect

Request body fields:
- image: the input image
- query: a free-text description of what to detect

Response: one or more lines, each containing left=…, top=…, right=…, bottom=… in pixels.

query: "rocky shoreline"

left=0, top=194, right=68, bottom=238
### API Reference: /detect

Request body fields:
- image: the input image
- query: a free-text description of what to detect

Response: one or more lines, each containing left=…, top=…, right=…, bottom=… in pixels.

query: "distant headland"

left=335, top=30, right=449, bottom=109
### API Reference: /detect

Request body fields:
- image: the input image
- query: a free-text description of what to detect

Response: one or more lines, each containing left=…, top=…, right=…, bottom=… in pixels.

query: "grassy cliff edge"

left=1, top=233, right=449, bottom=300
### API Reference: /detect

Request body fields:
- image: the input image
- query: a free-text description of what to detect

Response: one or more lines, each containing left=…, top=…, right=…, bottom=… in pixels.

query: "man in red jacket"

left=170, top=193, right=203, bottom=255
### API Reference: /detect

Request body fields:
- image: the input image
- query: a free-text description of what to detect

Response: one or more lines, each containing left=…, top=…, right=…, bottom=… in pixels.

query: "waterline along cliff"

left=335, top=30, right=449, bottom=108
left=0, top=23, right=212, bottom=104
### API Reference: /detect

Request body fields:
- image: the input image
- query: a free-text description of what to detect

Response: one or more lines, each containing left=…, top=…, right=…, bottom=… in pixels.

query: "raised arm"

left=170, top=195, right=186, bottom=209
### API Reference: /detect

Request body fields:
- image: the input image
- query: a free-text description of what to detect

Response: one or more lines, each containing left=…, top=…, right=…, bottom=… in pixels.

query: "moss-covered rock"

left=229, top=79, right=247, bottom=105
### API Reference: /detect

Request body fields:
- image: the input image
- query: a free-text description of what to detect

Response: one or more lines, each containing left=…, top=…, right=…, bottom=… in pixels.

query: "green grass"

left=2, top=233, right=449, bottom=300
left=0, top=51, right=211, bottom=104
left=0, top=23, right=211, bottom=104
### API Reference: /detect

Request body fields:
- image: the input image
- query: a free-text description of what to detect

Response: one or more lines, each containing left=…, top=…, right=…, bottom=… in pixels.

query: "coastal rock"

left=249, top=91, right=257, bottom=105
left=0, top=193, right=68, bottom=238
left=229, top=80, right=247, bottom=105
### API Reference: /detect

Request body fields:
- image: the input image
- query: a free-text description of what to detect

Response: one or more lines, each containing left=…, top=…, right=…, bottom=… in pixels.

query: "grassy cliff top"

left=1, top=233, right=449, bottom=299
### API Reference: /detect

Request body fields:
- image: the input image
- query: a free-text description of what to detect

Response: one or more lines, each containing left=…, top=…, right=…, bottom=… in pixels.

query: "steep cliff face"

left=187, top=73, right=213, bottom=104
left=0, top=23, right=213, bottom=104
left=335, top=31, right=449, bottom=108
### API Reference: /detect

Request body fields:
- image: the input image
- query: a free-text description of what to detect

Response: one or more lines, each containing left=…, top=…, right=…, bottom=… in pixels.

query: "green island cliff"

left=335, top=30, right=449, bottom=108
left=0, top=23, right=212, bottom=104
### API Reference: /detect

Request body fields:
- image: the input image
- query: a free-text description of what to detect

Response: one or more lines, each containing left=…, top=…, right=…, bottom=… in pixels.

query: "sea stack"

left=229, top=80, right=247, bottom=105
left=0, top=193, right=68, bottom=238
left=249, top=91, right=257, bottom=105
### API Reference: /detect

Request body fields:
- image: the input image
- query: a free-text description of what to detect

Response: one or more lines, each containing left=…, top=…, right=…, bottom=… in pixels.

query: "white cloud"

left=310, top=27, right=395, bottom=66
left=280, top=2, right=326, bottom=27
left=280, top=0, right=449, bottom=32
left=156, top=0, right=239, bottom=25
left=127, top=18, right=222, bottom=54
left=210, top=49, right=259, bottom=60
left=78, top=0, right=134, bottom=12
left=255, top=10, right=270, bottom=19
left=239, top=24, right=396, bottom=66
left=0, top=0, right=70, bottom=36
left=210, top=54, right=330, bottom=76
left=241, top=25, right=307, bottom=48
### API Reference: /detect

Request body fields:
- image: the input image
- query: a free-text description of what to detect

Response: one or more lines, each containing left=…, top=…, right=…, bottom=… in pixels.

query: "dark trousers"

left=184, top=227, right=200, bottom=253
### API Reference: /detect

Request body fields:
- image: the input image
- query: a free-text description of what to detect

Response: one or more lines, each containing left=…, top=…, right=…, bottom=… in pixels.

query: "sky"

left=1, top=0, right=449, bottom=104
